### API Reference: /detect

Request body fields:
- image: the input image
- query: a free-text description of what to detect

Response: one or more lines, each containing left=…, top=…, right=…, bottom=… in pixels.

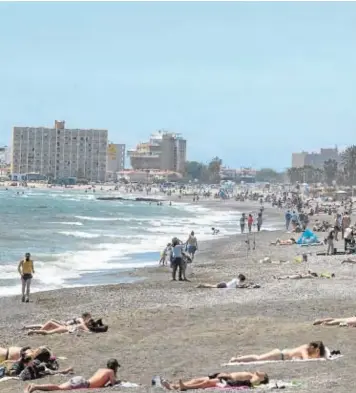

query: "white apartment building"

left=11, top=120, right=108, bottom=182
left=127, top=130, right=187, bottom=173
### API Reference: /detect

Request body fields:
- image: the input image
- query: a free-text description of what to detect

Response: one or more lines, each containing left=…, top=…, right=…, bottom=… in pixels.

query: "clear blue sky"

left=1, top=2, right=356, bottom=170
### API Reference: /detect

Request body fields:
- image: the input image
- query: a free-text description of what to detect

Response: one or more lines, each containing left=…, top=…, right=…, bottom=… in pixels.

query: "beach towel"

left=216, top=380, right=301, bottom=390
left=111, top=381, right=139, bottom=388
left=222, top=353, right=343, bottom=367
left=300, top=242, right=324, bottom=247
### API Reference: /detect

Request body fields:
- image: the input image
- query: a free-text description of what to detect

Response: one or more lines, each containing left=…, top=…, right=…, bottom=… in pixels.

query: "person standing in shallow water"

left=247, top=214, right=254, bottom=233
left=18, top=252, right=35, bottom=303
left=240, top=213, right=246, bottom=234
left=257, top=212, right=263, bottom=232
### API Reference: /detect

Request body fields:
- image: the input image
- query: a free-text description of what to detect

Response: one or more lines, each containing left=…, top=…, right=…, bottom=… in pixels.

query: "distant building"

left=220, top=167, right=257, bottom=183
left=127, top=130, right=187, bottom=173
left=292, top=147, right=340, bottom=169
left=0, top=146, right=8, bottom=165
left=11, top=120, right=108, bottom=182
left=118, top=169, right=183, bottom=183
left=106, top=143, right=125, bottom=181
left=0, top=146, right=10, bottom=176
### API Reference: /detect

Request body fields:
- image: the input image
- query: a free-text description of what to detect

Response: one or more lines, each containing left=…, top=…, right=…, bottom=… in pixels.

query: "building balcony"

left=127, top=151, right=160, bottom=158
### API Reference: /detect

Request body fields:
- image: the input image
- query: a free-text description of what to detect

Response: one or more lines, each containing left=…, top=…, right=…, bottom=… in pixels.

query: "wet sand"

left=0, top=201, right=354, bottom=393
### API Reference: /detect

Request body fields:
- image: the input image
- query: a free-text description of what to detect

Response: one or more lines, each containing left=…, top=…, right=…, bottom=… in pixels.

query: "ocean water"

left=0, top=188, right=278, bottom=297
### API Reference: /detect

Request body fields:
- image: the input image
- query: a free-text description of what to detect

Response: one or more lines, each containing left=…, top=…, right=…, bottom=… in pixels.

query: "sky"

left=1, top=2, right=356, bottom=170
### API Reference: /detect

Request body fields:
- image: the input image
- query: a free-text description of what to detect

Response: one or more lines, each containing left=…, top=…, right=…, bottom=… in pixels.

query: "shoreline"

left=0, top=199, right=283, bottom=299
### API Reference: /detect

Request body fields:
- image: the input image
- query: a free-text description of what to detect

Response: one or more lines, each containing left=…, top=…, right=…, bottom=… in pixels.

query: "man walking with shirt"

left=18, top=252, right=35, bottom=303
left=171, top=238, right=184, bottom=281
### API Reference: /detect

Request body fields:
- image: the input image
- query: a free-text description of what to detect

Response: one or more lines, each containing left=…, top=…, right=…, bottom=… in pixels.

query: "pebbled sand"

left=0, top=202, right=355, bottom=393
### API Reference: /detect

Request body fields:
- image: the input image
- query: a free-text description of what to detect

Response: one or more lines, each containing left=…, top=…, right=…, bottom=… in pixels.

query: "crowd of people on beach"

left=8, top=185, right=356, bottom=392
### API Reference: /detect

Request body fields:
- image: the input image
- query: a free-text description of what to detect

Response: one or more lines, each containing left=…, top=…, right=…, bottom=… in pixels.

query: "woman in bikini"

left=229, top=341, right=326, bottom=363
left=0, top=346, right=32, bottom=364
left=270, top=238, right=296, bottom=246
left=161, top=371, right=269, bottom=390
left=24, top=313, right=91, bottom=333
left=27, top=313, right=92, bottom=336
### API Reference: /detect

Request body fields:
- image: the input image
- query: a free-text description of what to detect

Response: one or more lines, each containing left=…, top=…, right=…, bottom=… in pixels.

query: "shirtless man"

left=229, top=341, right=326, bottom=363
left=24, top=358, right=120, bottom=392
left=161, top=371, right=269, bottom=390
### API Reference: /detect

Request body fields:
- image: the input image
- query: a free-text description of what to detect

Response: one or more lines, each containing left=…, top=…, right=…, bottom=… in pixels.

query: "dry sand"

left=0, top=201, right=354, bottom=393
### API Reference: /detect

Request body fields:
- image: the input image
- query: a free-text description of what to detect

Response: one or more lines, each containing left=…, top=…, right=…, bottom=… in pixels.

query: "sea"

left=0, top=188, right=279, bottom=297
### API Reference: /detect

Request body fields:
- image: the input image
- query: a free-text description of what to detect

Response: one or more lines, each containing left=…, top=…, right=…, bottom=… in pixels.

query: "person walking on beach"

left=186, top=231, right=198, bottom=261
left=240, top=213, right=246, bottom=234
left=285, top=210, right=291, bottom=230
left=171, top=238, right=184, bottom=281
left=334, top=214, right=341, bottom=241
left=341, top=212, right=351, bottom=239
left=326, top=228, right=335, bottom=255
left=257, top=212, right=263, bottom=232
left=18, top=252, right=35, bottom=303
left=247, top=214, right=254, bottom=233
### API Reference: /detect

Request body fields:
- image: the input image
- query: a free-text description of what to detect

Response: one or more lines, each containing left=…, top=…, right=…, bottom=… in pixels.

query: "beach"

left=0, top=199, right=355, bottom=393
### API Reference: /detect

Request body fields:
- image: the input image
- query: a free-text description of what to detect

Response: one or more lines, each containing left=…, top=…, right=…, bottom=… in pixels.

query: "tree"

left=287, top=167, right=303, bottom=184
left=323, top=159, right=338, bottom=186
left=255, top=168, right=282, bottom=183
left=208, top=157, right=222, bottom=182
left=184, top=161, right=209, bottom=182
left=342, top=145, right=356, bottom=186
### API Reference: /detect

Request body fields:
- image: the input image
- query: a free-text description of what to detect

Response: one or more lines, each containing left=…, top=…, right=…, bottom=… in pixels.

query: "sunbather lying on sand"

left=27, top=313, right=108, bottom=335
left=197, top=274, right=257, bottom=289
left=274, top=271, right=335, bottom=280
left=270, top=238, right=296, bottom=246
left=229, top=341, right=326, bottom=363
left=7, top=346, right=58, bottom=378
left=0, top=346, right=33, bottom=363
left=24, top=358, right=120, bottom=392
left=24, top=315, right=87, bottom=331
left=313, top=317, right=356, bottom=327
left=342, top=258, right=356, bottom=264
left=160, top=371, right=269, bottom=390
left=27, top=314, right=90, bottom=336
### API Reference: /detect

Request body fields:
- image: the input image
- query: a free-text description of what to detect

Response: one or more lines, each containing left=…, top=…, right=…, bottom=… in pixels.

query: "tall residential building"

left=292, top=147, right=340, bottom=169
left=127, top=130, right=187, bottom=172
left=0, top=146, right=9, bottom=165
left=107, top=143, right=125, bottom=172
left=11, top=120, right=108, bottom=182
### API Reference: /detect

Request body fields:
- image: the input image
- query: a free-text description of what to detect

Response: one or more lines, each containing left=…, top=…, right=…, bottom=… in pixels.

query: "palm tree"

left=342, top=145, right=356, bottom=186
left=323, top=159, right=338, bottom=186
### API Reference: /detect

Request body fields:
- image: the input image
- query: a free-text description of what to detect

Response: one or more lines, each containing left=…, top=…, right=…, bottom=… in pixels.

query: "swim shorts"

left=69, top=376, right=90, bottom=389
left=187, top=245, right=197, bottom=254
